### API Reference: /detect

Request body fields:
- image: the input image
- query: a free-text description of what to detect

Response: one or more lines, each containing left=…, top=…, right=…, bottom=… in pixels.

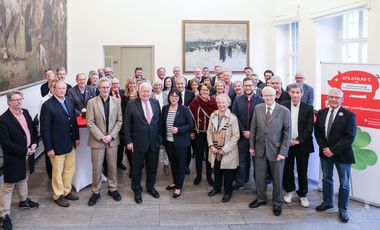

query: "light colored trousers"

left=50, top=148, right=76, bottom=200
left=0, top=177, right=28, bottom=217
left=91, top=145, right=118, bottom=193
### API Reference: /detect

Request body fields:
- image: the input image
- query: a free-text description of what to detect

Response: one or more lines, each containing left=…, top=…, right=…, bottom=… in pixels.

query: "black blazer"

left=124, top=98, right=161, bottom=152
left=226, top=82, right=236, bottom=99
left=183, top=89, right=195, bottom=107
left=161, top=105, right=193, bottom=148
left=0, top=109, right=38, bottom=183
left=67, top=85, right=97, bottom=115
left=40, top=81, right=49, bottom=97
left=232, top=94, right=264, bottom=137
left=281, top=101, right=314, bottom=154
left=40, top=96, right=79, bottom=155
left=314, top=107, right=356, bottom=163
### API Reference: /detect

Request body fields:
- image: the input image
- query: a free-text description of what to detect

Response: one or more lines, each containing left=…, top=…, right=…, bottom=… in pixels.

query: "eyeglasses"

left=243, top=84, right=253, bottom=87
left=11, top=98, right=24, bottom=102
left=328, top=96, right=342, bottom=100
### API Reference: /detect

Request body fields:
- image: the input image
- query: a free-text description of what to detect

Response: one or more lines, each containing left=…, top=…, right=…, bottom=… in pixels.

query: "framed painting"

left=182, top=20, right=249, bottom=73
left=0, top=0, right=67, bottom=95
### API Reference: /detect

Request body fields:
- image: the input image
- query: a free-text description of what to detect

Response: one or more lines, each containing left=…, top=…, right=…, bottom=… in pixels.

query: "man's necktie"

left=114, top=91, right=120, bottom=99
left=145, top=101, right=151, bottom=124
left=326, top=109, right=334, bottom=139
left=265, top=107, right=271, bottom=126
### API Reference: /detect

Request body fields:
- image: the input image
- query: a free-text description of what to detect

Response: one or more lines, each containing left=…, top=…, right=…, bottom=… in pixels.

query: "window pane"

left=343, top=11, right=359, bottom=38
left=343, top=43, right=359, bottom=62
left=362, top=42, right=367, bottom=63
left=362, top=10, right=368, bottom=37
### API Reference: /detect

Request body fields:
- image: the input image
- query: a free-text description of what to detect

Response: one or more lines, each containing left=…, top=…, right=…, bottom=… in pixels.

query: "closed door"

left=121, top=46, right=154, bottom=86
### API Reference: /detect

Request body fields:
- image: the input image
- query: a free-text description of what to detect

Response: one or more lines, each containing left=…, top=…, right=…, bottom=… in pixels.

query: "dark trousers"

left=165, top=141, right=188, bottom=189
left=283, top=145, right=310, bottom=197
left=236, top=138, right=254, bottom=185
left=194, top=132, right=212, bottom=179
left=213, top=159, right=234, bottom=195
left=126, top=149, right=133, bottom=173
left=117, top=144, right=125, bottom=166
left=131, top=147, right=159, bottom=194
left=44, top=150, right=52, bottom=179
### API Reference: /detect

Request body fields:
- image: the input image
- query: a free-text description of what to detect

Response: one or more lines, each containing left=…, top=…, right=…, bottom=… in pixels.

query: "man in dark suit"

left=211, top=65, right=222, bottom=86
left=315, top=88, right=357, bottom=223
left=0, top=91, right=40, bottom=229
left=286, top=72, right=314, bottom=105
left=40, top=80, right=80, bottom=208
left=40, top=69, right=55, bottom=97
left=270, top=76, right=290, bottom=103
left=249, top=86, right=291, bottom=216
left=67, top=73, right=96, bottom=115
left=222, top=71, right=235, bottom=99
left=124, top=82, right=162, bottom=204
left=281, top=83, right=314, bottom=208
left=231, top=77, right=264, bottom=190
left=56, top=67, right=72, bottom=91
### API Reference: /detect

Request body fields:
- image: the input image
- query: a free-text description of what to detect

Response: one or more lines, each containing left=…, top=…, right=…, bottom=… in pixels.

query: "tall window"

left=289, top=22, right=299, bottom=80
left=342, top=9, right=368, bottom=62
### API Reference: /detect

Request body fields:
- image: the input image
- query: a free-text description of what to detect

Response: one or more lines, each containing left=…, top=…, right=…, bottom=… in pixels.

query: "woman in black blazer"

left=161, top=89, right=193, bottom=198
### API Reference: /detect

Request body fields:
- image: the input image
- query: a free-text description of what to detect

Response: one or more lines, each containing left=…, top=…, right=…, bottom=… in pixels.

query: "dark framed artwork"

left=0, top=0, right=67, bottom=95
left=182, top=20, right=249, bottom=73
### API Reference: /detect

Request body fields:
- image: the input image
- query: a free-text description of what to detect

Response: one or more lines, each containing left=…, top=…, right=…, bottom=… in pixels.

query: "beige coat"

left=86, top=95, right=123, bottom=148
left=207, top=109, right=240, bottom=169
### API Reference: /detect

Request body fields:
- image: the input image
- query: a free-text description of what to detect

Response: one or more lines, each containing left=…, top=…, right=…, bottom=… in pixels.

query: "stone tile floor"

left=6, top=156, right=380, bottom=229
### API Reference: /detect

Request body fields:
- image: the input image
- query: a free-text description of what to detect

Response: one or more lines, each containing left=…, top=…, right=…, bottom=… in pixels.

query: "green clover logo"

left=352, top=127, right=377, bottom=170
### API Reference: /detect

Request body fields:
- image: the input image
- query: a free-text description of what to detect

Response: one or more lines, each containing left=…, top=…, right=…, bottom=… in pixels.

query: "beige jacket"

left=86, top=95, right=123, bottom=148
left=207, top=109, right=240, bottom=169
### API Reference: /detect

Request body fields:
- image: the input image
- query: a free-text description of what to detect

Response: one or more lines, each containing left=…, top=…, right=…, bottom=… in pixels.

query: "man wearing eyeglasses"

left=314, top=88, right=357, bottom=223
left=231, top=77, right=263, bottom=190
left=286, top=72, right=314, bottom=105
left=0, top=91, right=40, bottom=229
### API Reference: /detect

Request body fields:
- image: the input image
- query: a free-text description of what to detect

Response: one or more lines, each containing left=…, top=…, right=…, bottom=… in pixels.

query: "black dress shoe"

left=147, top=188, right=160, bottom=198
left=207, top=189, right=220, bottom=197
left=134, top=193, right=142, bottom=204
left=88, top=193, right=100, bottom=206
left=315, top=203, right=334, bottom=212
left=273, top=205, right=282, bottom=216
left=166, top=184, right=176, bottom=190
left=193, top=176, right=201, bottom=185
left=173, top=189, right=181, bottom=199
left=118, top=164, right=127, bottom=171
left=249, top=199, right=266, bottom=208
left=222, top=194, right=231, bottom=203
left=185, top=168, right=190, bottom=175
left=108, top=190, right=122, bottom=201
left=339, top=210, right=349, bottom=223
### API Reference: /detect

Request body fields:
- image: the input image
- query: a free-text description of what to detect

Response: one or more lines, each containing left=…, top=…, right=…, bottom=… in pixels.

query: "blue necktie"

left=60, top=100, right=69, bottom=115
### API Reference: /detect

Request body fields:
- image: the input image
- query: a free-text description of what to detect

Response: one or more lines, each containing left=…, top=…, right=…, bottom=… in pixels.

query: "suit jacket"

left=161, top=105, right=193, bottom=148
left=67, top=85, right=97, bottom=115
left=281, top=101, right=314, bottom=154
left=0, top=109, right=38, bottom=183
left=231, top=94, right=264, bottom=138
left=40, top=96, right=79, bottom=155
left=40, top=81, right=49, bottom=97
left=225, top=82, right=236, bottom=98
left=124, top=98, right=161, bottom=152
left=152, top=91, right=168, bottom=108
left=110, top=89, right=125, bottom=99
left=86, top=95, right=123, bottom=148
left=286, top=83, right=314, bottom=105
left=250, top=103, right=291, bottom=161
left=314, top=107, right=356, bottom=163
left=182, top=89, right=195, bottom=107
left=275, top=89, right=290, bottom=103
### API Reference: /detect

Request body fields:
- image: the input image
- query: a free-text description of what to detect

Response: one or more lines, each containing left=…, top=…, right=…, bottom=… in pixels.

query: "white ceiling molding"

left=310, top=0, right=370, bottom=21
left=272, top=3, right=300, bottom=26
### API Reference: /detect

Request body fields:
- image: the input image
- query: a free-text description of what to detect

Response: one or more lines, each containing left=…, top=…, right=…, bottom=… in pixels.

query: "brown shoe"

left=163, top=165, right=170, bottom=176
left=55, top=195, right=70, bottom=207
left=65, top=191, right=79, bottom=201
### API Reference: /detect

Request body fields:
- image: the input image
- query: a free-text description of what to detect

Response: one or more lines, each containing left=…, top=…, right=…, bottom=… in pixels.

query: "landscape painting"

left=183, top=20, right=249, bottom=73
left=0, top=0, right=67, bottom=94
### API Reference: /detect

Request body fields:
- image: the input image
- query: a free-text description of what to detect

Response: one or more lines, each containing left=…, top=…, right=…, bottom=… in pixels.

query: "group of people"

left=0, top=65, right=357, bottom=229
